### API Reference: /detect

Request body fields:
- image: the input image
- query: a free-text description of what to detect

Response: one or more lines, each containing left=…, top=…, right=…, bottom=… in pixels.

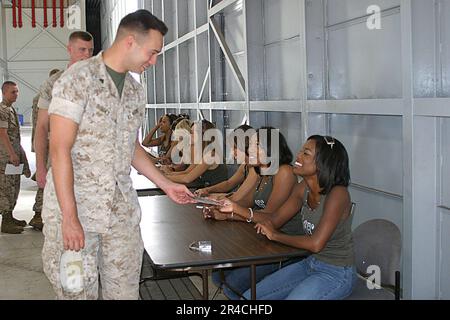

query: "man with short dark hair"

left=33, top=31, right=94, bottom=231
left=0, top=81, right=31, bottom=234
left=42, top=10, right=193, bottom=300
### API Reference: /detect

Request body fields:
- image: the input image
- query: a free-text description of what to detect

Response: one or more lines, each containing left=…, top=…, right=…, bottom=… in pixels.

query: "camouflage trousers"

left=33, top=145, right=49, bottom=213
left=42, top=190, right=144, bottom=300
left=0, top=173, right=20, bottom=213
left=33, top=188, right=44, bottom=213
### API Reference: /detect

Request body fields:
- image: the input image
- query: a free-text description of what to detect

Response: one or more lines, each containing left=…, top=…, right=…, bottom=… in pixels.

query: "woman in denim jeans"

left=220, top=135, right=357, bottom=300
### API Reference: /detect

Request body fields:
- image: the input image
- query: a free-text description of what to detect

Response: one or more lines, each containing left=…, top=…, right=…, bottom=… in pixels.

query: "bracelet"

left=246, top=208, right=254, bottom=223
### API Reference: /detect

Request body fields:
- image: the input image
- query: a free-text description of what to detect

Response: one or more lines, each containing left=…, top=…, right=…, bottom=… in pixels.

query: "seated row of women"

left=143, top=115, right=356, bottom=300
left=203, top=133, right=355, bottom=300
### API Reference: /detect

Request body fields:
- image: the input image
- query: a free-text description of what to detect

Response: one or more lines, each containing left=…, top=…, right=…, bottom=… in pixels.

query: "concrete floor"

left=0, top=127, right=55, bottom=299
left=0, top=127, right=226, bottom=300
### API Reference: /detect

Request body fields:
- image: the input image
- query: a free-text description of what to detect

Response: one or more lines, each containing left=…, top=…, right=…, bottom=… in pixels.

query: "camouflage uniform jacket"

left=31, top=93, right=40, bottom=152
left=0, top=101, right=30, bottom=175
left=45, top=52, right=145, bottom=233
left=37, top=70, right=65, bottom=110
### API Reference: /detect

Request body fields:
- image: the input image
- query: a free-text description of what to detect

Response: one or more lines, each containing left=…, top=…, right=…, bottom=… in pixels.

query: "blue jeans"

left=212, top=263, right=282, bottom=300
left=242, top=256, right=357, bottom=300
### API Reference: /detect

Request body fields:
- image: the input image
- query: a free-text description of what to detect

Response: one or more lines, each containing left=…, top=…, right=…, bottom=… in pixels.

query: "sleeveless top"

left=198, top=164, right=228, bottom=187
left=158, top=135, right=171, bottom=157
left=300, top=187, right=354, bottom=267
left=252, top=173, right=303, bottom=235
left=253, top=175, right=273, bottom=210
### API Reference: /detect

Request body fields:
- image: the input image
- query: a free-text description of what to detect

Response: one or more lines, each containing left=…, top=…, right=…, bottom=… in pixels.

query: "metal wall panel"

left=249, top=111, right=267, bottom=128
left=179, top=39, right=196, bottom=103
left=155, top=54, right=165, bottom=104
left=267, top=112, right=302, bottom=156
left=2, top=7, right=81, bottom=117
left=328, top=13, right=402, bottom=99
left=223, top=5, right=246, bottom=101
left=178, top=0, right=195, bottom=38
left=250, top=111, right=302, bottom=158
left=412, top=0, right=436, bottom=98
left=306, top=0, right=326, bottom=100
left=327, top=0, right=400, bottom=26
left=196, top=0, right=208, bottom=27
left=330, top=114, right=403, bottom=195
left=247, top=0, right=265, bottom=100
left=439, top=209, right=450, bottom=299
left=197, top=31, right=210, bottom=103
left=144, top=108, right=156, bottom=137
left=349, top=187, right=403, bottom=231
left=441, top=118, right=450, bottom=207
left=153, top=0, right=163, bottom=19
left=164, top=0, right=177, bottom=43
left=146, top=68, right=155, bottom=104
left=264, top=0, right=302, bottom=44
left=438, top=0, right=450, bottom=97
left=265, top=40, right=303, bottom=100
left=307, top=113, right=328, bottom=136
left=165, top=48, right=179, bottom=103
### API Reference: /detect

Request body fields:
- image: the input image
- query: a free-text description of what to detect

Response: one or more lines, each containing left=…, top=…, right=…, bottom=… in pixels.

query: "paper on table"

left=5, top=164, right=24, bottom=175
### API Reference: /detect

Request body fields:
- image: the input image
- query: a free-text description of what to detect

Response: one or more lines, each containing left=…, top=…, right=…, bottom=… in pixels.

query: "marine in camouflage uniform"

left=30, top=70, right=64, bottom=231
left=31, top=94, right=40, bottom=153
left=31, top=93, right=45, bottom=222
left=0, top=84, right=31, bottom=234
left=42, top=53, right=147, bottom=299
left=42, top=11, right=193, bottom=300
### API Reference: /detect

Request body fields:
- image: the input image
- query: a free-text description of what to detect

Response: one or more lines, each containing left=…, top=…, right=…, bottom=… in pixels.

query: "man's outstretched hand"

left=164, top=183, right=196, bottom=205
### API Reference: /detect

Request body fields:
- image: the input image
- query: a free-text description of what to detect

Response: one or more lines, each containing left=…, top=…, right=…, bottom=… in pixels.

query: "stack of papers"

left=5, top=164, right=24, bottom=175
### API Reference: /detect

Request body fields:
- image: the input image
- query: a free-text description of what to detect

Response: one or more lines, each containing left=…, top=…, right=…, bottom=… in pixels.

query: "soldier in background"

left=34, top=31, right=94, bottom=232
left=29, top=68, right=60, bottom=231
left=0, top=81, right=31, bottom=234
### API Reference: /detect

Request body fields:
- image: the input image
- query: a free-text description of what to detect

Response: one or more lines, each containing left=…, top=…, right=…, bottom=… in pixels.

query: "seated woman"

left=195, top=124, right=254, bottom=198
left=165, top=119, right=228, bottom=187
left=142, top=113, right=179, bottom=161
left=160, top=118, right=192, bottom=172
left=203, top=127, right=298, bottom=299
left=221, top=135, right=357, bottom=300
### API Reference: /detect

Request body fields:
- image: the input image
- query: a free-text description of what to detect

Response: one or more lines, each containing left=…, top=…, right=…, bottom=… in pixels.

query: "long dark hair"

left=255, top=127, right=293, bottom=175
left=307, top=135, right=350, bottom=195
left=191, top=119, right=216, bottom=151
left=233, top=124, right=254, bottom=156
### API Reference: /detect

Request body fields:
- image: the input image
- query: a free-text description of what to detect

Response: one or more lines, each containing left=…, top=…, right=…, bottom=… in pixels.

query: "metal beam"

left=249, top=101, right=301, bottom=113
left=209, top=18, right=246, bottom=98
left=307, top=99, right=404, bottom=116
left=198, top=67, right=210, bottom=103
left=415, top=98, right=450, bottom=118
left=400, top=0, right=415, bottom=300
left=208, top=0, right=240, bottom=17
left=299, top=0, right=308, bottom=143
left=350, top=182, right=403, bottom=200
left=326, top=6, right=400, bottom=31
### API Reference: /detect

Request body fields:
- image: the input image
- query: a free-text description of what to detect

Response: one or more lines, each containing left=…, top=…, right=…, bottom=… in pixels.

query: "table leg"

left=251, top=264, right=256, bottom=300
left=202, top=270, right=209, bottom=300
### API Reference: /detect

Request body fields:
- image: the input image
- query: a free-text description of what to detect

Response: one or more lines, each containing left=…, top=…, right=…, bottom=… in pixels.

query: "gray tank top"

left=158, top=135, right=171, bottom=157
left=300, top=187, right=354, bottom=267
left=253, top=175, right=273, bottom=210
left=198, top=164, right=228, bottom=187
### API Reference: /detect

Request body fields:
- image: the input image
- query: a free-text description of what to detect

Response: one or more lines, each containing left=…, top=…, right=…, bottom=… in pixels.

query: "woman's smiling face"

left=293, top=139, right=317, bottom=177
